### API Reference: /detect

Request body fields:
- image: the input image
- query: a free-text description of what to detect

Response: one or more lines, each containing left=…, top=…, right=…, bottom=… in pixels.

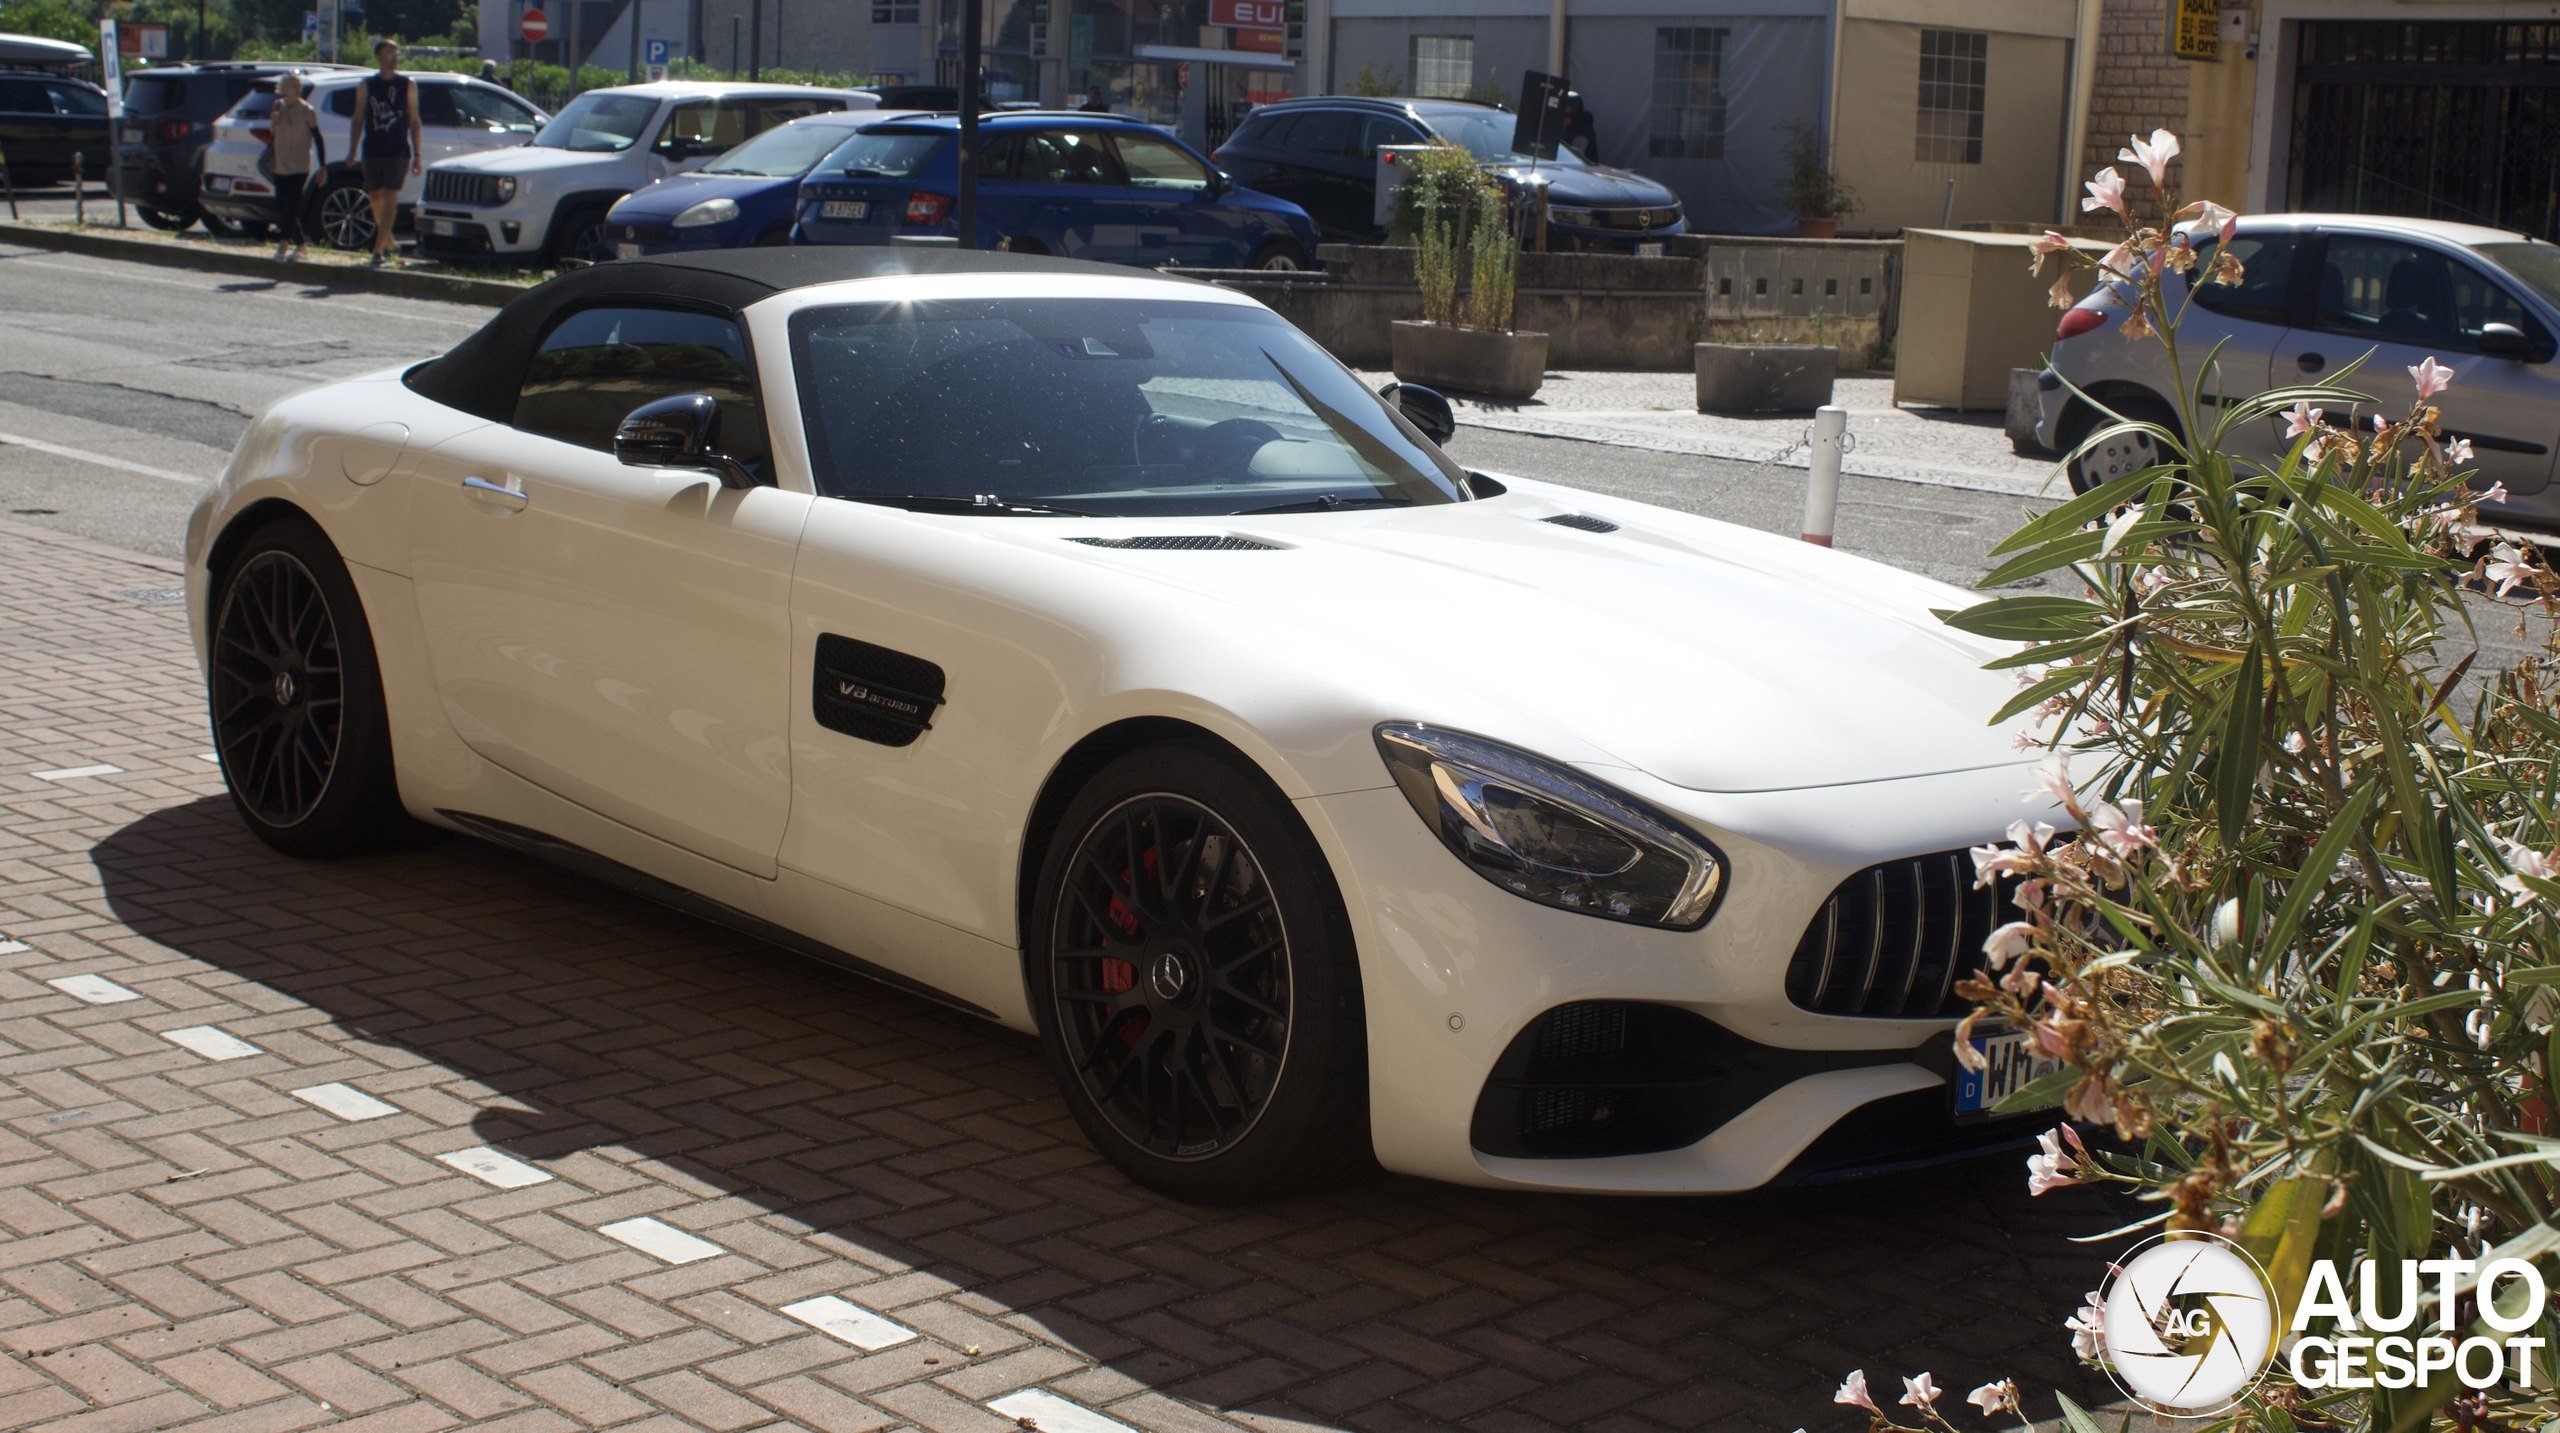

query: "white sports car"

left=185, top=248, right=2049, bottom=1202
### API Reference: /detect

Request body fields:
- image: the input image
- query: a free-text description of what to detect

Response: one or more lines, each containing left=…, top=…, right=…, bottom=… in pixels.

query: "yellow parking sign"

left=2173, top=0, right=2220, bottom=61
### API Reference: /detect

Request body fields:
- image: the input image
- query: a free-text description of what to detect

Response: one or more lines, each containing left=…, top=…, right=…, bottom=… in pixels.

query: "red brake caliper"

left=1101, top=847, right=1160, bottom=1045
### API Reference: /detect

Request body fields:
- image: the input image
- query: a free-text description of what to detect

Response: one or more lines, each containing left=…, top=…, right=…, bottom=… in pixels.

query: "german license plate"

left=822, top=200, right=867, bottom=219
left=203, top=175, right=231, bottom=194
left=1953, top=1025, right=2062, bottom=1119
left=1635, top=241, right=1665, bottom=258
left=425, top=219, right=454, bottom=236
left=615, top=242, right=641, bottom=259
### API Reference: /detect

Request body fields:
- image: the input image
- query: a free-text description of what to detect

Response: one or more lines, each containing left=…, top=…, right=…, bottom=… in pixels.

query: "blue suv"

left=795, top=113, right=1320, bottom=270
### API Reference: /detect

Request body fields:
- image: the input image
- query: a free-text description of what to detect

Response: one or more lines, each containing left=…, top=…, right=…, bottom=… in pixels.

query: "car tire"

left=1251, top=238, right=1307, bottom=271
left=313, top=176, right=376, bottom=251
left=198, top=209, right=250, bottom=238
left=137, top=205, right=192, bottom=231
left=206, top=516, right=418, bottom=858
left=1027, top=744, right=1372, bottom=1203
left=2060, top=393, right=2180, bottom=495
left=546, top=205, right=613, bottom=266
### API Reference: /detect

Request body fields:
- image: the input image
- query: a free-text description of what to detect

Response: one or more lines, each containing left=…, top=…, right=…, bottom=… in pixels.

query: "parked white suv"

left=417, top=81, right=869, bottom=266
left=201, top=69, right=546, bottom=250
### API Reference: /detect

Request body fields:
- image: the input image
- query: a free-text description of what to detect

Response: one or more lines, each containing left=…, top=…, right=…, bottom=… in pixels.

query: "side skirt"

left=437, top=808, right=1000, bottom=1021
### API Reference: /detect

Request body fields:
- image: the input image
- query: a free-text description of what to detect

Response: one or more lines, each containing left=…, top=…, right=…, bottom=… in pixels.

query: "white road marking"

left=0, top=431, right=211, bottom=486
left=162, top=1026, right=260, bottom=1061
left=34, top=763, right=125, bottom=780
left=781, top=1296, right=917, bottom=1350
left=0, top=254, right=485, bottom=326
left=599, top=1217, right=725, bottom=1265
left=988, top=1390, right=1139, bottom=1433
left=436, top=1146, right=554, bottom=1188
left=292, top=1083, right=400, bottom=1121
left=48, top=973, right=141, bottom=1004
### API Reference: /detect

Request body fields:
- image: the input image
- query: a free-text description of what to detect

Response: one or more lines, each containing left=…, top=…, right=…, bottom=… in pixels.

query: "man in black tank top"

left=351, top=39, right=421, bottom=267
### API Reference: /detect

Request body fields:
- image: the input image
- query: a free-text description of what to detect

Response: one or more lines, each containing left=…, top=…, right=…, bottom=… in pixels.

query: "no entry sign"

left=520, top=8, right=549, bottom=42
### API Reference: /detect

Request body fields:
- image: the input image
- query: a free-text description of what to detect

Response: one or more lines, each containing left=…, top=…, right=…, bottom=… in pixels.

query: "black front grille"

left=618, top=224, right=667, bottom=244
left=1784, top=849, right=2021, bottom=1018
left=1586, top=206, right=1674, bottom=231
left=1065, top=535, right=1279, bottom=551
left=1543, top=513, right=1619, bottom=533
left=423, top=170, right=501, bottom=206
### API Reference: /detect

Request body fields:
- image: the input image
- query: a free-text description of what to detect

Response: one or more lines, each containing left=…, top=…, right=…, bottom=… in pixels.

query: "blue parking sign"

left=645, top=37, right=669, bottom=65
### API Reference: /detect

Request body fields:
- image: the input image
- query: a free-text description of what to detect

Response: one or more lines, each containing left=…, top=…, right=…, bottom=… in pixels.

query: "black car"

left=0, top=68, right=109, bottom=184
left=1211, top=95, right=1686, bottom=251
left=114, top=61, right=355, bottom=233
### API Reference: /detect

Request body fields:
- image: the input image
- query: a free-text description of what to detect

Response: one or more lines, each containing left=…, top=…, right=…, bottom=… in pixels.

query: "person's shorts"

left=360, top=153, right=409, bottom=192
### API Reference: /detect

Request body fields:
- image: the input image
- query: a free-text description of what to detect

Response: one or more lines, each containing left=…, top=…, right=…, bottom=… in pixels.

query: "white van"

left=416, top=81, right=870, bottom=266
left=201, top=70, right=546, bottom=249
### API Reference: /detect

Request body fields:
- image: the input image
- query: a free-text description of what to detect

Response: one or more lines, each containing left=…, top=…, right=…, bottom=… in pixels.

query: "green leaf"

left=1935, top=596, right=2111, bottom=641
left=1992, top=667, right=2094, bottom=726
left=2234, top=1176, right=2327, bottom=1337
left=1987, top=466, right=2170, bottom=558
left=2052, top=1391, right=2109, bottom=1433
left=2512, top=965, right=2560, bottom=987
left=2218, top=645, right=2265, bottom=847
left=2263, top=781, right=2378, bottom=960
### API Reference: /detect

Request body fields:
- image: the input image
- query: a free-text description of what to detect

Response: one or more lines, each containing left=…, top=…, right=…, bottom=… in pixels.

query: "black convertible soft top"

left=405, top=247, right=1192, bottom=424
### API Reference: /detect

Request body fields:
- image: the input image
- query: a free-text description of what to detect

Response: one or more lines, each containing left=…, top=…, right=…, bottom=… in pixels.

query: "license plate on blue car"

left=1952, top=1025, right=2061, bottom=1120
left=822, top=201, right=867, bottom=219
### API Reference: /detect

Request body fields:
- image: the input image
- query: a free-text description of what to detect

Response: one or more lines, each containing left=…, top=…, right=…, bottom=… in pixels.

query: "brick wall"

left=2081, top=0, right=2191, bottom=218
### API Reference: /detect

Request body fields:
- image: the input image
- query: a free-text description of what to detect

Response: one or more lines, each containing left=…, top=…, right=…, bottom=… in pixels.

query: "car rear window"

left=823, top=129, right=946, bottom=178
left=125, top=75, right=184, bottom=113
left=232, top=88, right=278, bottom=119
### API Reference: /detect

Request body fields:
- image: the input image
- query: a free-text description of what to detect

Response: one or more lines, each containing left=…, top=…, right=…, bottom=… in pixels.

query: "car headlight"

left=673, top=197, right=738, bottom=228
left=1375, top=723, right=1724, bottom=928
left=495, top=176, right=517, bottom=203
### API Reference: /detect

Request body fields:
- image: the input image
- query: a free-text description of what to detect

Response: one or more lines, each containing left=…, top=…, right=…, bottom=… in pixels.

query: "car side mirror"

left=1208, top=170, right=1231, bottom=197
left=2482, top=322, right=2536, bottom=362
left=661, top=137, right=699, bottom=160
left=1379, top=381, right=1456, bottom=445
left=615, top=393, right=758, bottom=489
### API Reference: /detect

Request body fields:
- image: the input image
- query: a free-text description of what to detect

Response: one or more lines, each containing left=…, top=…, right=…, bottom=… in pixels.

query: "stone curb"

left=0, top=219, right=527, bottom=308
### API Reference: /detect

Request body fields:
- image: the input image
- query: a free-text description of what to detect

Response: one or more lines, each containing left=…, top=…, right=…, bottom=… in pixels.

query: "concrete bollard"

left=1802, top=404, right=1847, bottom=546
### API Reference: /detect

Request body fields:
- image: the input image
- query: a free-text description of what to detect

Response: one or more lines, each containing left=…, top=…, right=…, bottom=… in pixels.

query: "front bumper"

left=1308, top=757, right=2047, bottom=1194
left=1548, top=216, right=1687, bottom=254
left=417, top=209, right=524, bottom=258
left=607, top=219, right=739, bottom=257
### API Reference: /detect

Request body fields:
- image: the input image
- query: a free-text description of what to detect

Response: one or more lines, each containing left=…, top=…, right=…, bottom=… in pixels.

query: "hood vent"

left=1067, top=535, right=1280, bottom=551
left=1544, top=513, right=1620, bottom=533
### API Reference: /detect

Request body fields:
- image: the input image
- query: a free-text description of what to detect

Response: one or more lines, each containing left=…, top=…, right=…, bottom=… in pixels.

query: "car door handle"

left=461, top=474, right=527, bottom=511
left=2297, top=351, right=2326, bottom=373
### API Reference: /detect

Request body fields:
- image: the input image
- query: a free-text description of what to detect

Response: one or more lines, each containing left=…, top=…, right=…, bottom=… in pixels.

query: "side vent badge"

left=813, top=634, right=947, bottom=748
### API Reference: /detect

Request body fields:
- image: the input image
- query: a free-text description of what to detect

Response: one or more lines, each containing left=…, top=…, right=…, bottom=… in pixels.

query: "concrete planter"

left=1694, top=343, right=1838, bottom=414
left=1391, top=321, right=1549, bottom=401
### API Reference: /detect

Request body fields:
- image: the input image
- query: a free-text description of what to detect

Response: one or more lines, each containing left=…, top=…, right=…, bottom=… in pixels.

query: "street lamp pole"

left=958, top=0, right=979, bottom=249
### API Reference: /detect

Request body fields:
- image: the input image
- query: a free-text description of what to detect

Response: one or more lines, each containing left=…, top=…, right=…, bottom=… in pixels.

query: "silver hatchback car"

left=2036, top=214, right=2560, bottom=523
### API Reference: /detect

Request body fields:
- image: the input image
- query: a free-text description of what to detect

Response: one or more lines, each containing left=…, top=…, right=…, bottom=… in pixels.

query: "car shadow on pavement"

left=94, top=794, right=2131, bottom=1433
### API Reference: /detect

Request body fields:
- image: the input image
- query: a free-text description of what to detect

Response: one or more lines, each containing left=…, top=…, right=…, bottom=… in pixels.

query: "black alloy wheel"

left=1032, top=745, right=1370, bottom=1202
left=211, top=548, right=345, bottom=828
left=550, top=207, right=614, bottom=265
left=1252, top=238, right=1307, bottom=271
left=315, top=179, right=376, bottom=251
left=207, top=518, right=417, bottom=856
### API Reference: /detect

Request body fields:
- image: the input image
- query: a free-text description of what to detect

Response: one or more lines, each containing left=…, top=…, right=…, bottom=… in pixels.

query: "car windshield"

left=790, top=297, right=1469, bottom=516
left=1422, top=107, right=1586, bottom=167
left=534, top=92, right=656, bottom=151
left=705, top=121, right=852, bottom=175
left=824, top=129, right=946, bottom=177
left=2475, top=241, right=2560, bottom=314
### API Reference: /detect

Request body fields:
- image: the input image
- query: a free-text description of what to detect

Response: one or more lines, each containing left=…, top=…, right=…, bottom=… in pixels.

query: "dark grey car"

left=2038, top=214, right=2560, bottom=525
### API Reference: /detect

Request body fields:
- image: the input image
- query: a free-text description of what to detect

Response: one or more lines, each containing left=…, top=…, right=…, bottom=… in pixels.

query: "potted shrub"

left=1389, top=144, right=1548, bottom=403
left=1783, top=123, right=1856, bottom=239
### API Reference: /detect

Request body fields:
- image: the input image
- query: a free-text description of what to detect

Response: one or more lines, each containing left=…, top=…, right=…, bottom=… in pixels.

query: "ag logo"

left=2099, top=1233, right=2277, bottom=1417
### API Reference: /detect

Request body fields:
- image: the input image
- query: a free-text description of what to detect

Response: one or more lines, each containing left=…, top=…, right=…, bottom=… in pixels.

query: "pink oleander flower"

left=1952, top=1012, right=1989, bottom=1073
left=2011, top=730, right=2044, bottom=752
left=2487, top=541, right=2536, bottom=597
left=2025, top=752, right=2077, bottom=811
left=2478, top=478, right=2507, bottom=504
left=2067, top=1291, right=2106, bottom=1359
left=1968, top=1380, right=2020, bottom=1418
left=2081, top=167, right=2127, bottom=218
left=1981, top=921, right=2038, bottom=971
left=2119, top=129, right=2180, bottom=187
left=2284, top=731, right=2307, bottom=755
left=1836, top=1370, right=1877, bottom=1410
left=2090, top=799, right=2158, bottom=856
left=2029, top=229, right=2071, bottom=275
left=2031, top=1021, right=2072, bottom=1058
left=2027, top=1126, right=2083, bottom=1196
left=2135, top=565, right=2173, bottom=597
left=2374, top=412, right=2391, bottom=434
left=2121, top=306, right=2155, bottom=342
left=2282, top=400, right=2323, bottom=439
left=2502, top=840, right=2558, bottom=907
left=2448, top=437, right=2477, bottom=466
left=2412, top=355, right=2455, bottom=399
left=2048, top=269, right=2074, bottom=310
left=2064, top=1075, right=2117, bottom=1124
left=2013, top=879, right=2048, bottom=913
left=1900, top=1374, right=1942, bottom=1410
left=2094, top=240, right=2132, bottom=280
left=1969, top=820, right=2056, bottom=889
left=2173, top=198, right=2233, bottom=234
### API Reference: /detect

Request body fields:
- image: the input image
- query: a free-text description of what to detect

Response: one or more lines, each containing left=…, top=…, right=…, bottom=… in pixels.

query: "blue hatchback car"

left=794, top=113, right=1321, bottom=270
left=606, top=110, right=913, bottom=255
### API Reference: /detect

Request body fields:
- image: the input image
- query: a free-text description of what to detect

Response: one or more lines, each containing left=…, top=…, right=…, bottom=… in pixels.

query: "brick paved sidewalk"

left=0, top=520, right=2127, bottom=1433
